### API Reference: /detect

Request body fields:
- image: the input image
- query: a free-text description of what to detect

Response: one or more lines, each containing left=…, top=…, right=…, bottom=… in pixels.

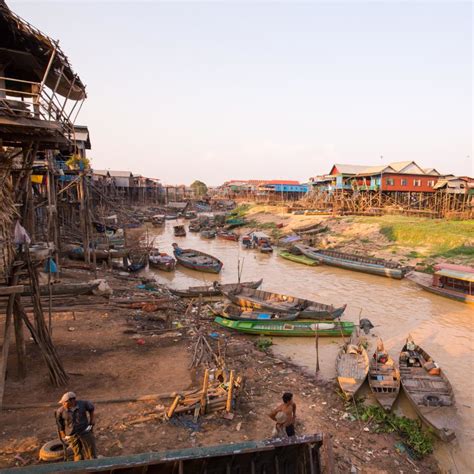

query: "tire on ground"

left=39, top=440, right=71, bottom=462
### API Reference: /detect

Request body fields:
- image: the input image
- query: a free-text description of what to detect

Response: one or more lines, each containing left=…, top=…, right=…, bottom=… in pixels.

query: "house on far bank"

left=310, top=161, right=444, bottom=194
left=218, top=179, right=308, bottom=200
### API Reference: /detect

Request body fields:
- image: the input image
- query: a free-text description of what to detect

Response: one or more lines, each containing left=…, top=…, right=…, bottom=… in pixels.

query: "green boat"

left=278, top=250, right=319, bottom=266
left=214, top=316, right=354, bottom=337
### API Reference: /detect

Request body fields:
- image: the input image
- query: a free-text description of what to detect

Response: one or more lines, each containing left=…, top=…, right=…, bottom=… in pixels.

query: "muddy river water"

left=146, top=221, right=473, bottom=472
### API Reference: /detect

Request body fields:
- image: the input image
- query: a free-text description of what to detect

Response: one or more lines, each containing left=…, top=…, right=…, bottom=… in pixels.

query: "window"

left=401, top=179, right=407, bottom=186
left=386, top=178, right=394, bottom=186
left=413, top=179, right=421, bottom=187
left=428, top=180, right=435, bottom=187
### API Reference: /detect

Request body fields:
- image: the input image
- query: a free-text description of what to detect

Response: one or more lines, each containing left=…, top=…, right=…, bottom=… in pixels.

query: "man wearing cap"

left=55, top=392, right=97, bottom=461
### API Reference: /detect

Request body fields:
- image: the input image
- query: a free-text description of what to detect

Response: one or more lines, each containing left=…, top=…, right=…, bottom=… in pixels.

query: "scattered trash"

left=136, top=338, right=146, bottom=345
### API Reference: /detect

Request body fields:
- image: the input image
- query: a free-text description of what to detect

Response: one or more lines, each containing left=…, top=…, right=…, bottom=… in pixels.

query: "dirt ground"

left=0, top=267, right=438, bottom=472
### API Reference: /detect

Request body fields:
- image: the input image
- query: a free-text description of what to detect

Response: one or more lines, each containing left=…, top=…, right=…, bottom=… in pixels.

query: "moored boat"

left=200, top=229, right=216, bottom=239
left=217, top=230, right=239, bottom=241
left=188, top=221, right=201, bottom=232
left=215, top=304, right=297, bottom=321
left=151, top=215, right=165, bottom=227
left=296, top=244, right=407, bottom=279
left=172, top=244, right=223, bottom=274
left=407, top=265, right=474, bottom=304
left=336, top=334, right=369, bottom=400
left=173, top=225, right=186, bottom=237
left=399, top=336, right=456, bottom=441
left=368, top=339, right=400, bottom=411
left=278, top=250, right=318, bottom=266
left=215, top=316, right=355, bottom=337
left=259, top=242, right=273, bottom=253
left=149, top=250, right=176, bottom=272
left=170, top=279, right=263, bottom=298
left=220, top=286, right=346, bottom=320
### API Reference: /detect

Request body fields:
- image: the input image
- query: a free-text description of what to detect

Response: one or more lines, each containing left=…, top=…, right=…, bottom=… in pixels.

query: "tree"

left=190, top=180, right=208, bottom=197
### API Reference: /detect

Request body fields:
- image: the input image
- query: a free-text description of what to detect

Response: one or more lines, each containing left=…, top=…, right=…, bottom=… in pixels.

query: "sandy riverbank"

left=236, top=203, right=474, bottom=269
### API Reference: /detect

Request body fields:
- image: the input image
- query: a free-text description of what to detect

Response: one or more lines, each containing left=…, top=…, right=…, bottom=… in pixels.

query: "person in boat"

left=269, top=392, right=296, bottom=437
left=172, top=243, right=183, bottom=256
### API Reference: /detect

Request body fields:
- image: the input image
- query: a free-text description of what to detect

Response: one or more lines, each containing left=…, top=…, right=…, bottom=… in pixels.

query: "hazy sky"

left=10, top=1, right=473, bottom=185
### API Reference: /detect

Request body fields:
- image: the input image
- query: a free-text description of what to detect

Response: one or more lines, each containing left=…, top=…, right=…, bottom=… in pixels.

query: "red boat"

left=217, top=230, right=239, bottom=242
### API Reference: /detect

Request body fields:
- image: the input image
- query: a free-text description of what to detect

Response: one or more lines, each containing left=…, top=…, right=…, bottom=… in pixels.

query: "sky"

left=9, top=1, right=473, bottom=185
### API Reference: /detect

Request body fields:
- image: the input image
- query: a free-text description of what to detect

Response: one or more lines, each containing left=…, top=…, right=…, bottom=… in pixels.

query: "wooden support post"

left=200, top=369, right=209, bottom=415
left=0, top=261, right=22, bottom=407
left=166, top=395, right=181, bottom=419
left=226, top=370, right=235, bottom=414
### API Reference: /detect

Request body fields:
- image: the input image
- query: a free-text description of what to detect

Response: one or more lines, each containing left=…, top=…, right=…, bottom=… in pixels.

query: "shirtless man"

left=269, top=392, right=296, bottom=437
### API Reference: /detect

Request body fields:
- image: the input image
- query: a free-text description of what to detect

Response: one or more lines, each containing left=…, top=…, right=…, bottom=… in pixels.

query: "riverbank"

left=235, top=203, right=474, bottom=269
left=0, top=259, right=440, bottom=472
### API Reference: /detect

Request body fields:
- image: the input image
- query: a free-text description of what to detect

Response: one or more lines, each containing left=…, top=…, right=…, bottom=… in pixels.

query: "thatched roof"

left=0, top=1, right=86, bottom=100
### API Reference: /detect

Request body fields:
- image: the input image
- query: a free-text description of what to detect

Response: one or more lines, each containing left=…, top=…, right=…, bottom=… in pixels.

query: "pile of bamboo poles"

left=165, top=368, right=243, bottom=421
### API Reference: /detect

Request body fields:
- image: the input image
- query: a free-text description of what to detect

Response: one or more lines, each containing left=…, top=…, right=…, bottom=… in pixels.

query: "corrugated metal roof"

left=332, top=164, right=372, bottom=174
left=435, top=269, right=474, bottom=283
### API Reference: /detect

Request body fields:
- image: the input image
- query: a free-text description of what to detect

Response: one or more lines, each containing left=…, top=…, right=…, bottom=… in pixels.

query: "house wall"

left=381, top=173, right=437, bottom=192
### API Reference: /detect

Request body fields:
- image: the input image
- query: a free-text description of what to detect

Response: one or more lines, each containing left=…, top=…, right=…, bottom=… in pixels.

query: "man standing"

left=55, top=392, right=97, bottom=461
left=269, top=392, right=297, bottom=437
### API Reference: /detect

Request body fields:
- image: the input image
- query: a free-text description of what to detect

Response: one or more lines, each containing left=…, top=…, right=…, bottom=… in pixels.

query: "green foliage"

left=354, top=216, right=474, bottom=257
left=350, top=403, right=434, bottom=458
left=190, top=180, right=208, bottom=197
left=230, top=204, right=251, bottom=218
left=255, top=337, right=273, bottom=352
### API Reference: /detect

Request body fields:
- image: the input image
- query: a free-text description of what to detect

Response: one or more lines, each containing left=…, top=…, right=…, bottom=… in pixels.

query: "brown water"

left=146, top=220, right=473, bottom=472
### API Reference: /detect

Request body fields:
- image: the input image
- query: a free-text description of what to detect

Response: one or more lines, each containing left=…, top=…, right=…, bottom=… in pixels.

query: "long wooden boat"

left=220, top=287, right=346, bottom=320
left=368, top=339, right=400, bottom=411
left=336, top=334, right=369, bottom=400
left=215, top=316, right=355, bottom=337
left=216, top=304, right=297, bottom=321
left=170, top=279, right=263, bottom=298
left=296, top=244, right=407, bottom=279
left=172, top=247, right=223, bottom=274
left=149, top=251, right=176, bottom=272
left=278, top=250, right=318, bottom=266
left=399, top=337, right=456, bottom=441
left=407, top=267, right=474, bottom=304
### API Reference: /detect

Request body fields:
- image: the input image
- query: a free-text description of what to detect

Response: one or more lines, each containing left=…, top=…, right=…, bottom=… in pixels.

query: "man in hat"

left=268, top=392, right=296, bottom=437
left=55, top=392, right=97, bottom=461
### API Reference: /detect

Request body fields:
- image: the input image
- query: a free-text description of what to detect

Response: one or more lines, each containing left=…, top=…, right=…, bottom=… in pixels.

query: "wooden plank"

left=0, top=285, right=24, bottom=296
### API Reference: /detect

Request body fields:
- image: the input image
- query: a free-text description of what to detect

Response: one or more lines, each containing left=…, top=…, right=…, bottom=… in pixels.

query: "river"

left=145, top=220, right=473, bottom=472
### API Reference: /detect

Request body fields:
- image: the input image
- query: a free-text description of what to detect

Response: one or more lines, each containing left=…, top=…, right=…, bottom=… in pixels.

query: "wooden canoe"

left=215, top=304, right=297, bottom=321
left=278, top=250, right=318, bottom=266
left=170, top=279, right=263, bottom=298
left=220, top=287, right=346, bottom=320
left=214, top=316, right=355, bottom=337
left=336, top=334, right=369, bottom=400
left=368, top=339, right=400, bottom=411
left=173, top=248, right=223, bottom=274
left=407, top=271, right=474, bottom=304
left=296, top=244, right=407, bottom=279
left=399, top=337, right=456, bottom=441
left=149, top=252, right=176, bottom=272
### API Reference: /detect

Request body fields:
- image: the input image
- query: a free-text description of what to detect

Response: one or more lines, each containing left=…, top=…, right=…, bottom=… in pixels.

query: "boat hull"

left=221, top=288, right=346, bottom=320
left=297, top=245, right=405, bottom=279
left=399, top=342, right=456, bottom=441
left=170, top=279, right=263, bottom=298
left=214, top=317, right=354, bottom=337
left=174, top=249, right=223, bottom=274
left=336, top=338, right=369, bottom=400
left=278, top=251, right=318, bottom=266
left=407, top=272, right=474, bottom=304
